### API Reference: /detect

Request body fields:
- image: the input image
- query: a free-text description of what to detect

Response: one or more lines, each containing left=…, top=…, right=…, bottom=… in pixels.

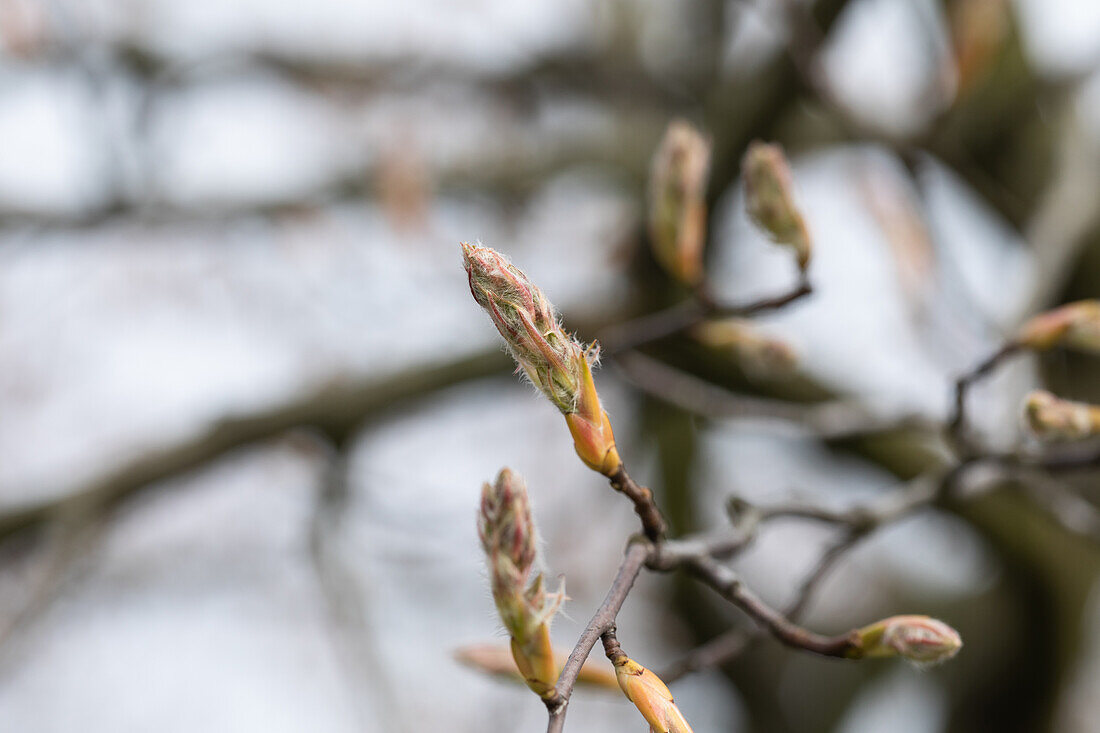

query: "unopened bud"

left=613, top=655, right=694, bottom=733
left=1016, top=300, right=1100, bottom=354
left=1025, top=390, right=1100, bottom=442
left=648, top=120, right=711, bottom=286
left=850, top=615, right=962, bottom=665
left=479, top=468, right=536, bottom=592
left=462, top=242, right=622, bottom=476
left=692, top=319, right=797, bottom=376
left=742, top=141, right=812, bottom=271
left=477, top=469, right=564, bottom=698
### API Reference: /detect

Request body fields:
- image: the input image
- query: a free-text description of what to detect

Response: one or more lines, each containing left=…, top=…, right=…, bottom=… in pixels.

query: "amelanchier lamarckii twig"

left=458, top=122, right=985, bottom=733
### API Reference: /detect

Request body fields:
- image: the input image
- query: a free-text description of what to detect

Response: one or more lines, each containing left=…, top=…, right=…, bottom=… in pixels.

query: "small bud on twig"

left=648, top=120, right=711, bottom=286
left=1016, top=300, right=1100, bottom=354
left=692, top=319, right=798, bottom=377
left=742, top=141, right=812, bottom=271
left=1024, top=390, right=1100, bottom=442
left=613, top=654, right=695, bottom=733
left=849, top=614, right=962, bottom=666
left=462, top=242, right=621, bottom=475
left=478, top=469, right=564, bottom=698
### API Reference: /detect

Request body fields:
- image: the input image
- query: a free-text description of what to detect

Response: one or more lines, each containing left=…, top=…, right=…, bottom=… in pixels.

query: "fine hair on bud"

left=477, top=468, right=564, bottom=698
left=461, top=241, right=591, bottom=413
left=461, top=242, right=622, bottom=476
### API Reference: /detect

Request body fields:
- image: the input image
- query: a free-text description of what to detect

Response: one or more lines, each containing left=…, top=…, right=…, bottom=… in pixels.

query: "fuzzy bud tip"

left=461, top=242, right=621, bottom=476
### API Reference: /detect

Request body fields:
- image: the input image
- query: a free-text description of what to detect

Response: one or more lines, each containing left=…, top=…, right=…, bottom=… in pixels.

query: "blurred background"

left=1, top=0, right=1100, bottom=731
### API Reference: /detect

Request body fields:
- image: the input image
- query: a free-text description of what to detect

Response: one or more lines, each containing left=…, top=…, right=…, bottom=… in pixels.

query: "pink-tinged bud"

left=742, top=141, right=812, bottom=271
left=851, top=615, right=962, bottom=665
left=477, top=468, right=564, bottom=698
left=692, top=319, right=797, bottom=377
left=1016, top=300, right=1100, bottom=354
left=613, top=656, right=695, bottom=733
left=478, top=468, right=536, bottom=587
left=1025, top=390, right=1100, bottom=442
left=648, top=120, right=711, bottom=286
left=462, top=242, right=622, bottom=476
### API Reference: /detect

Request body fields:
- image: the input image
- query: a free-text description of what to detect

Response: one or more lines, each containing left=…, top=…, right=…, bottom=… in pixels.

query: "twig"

left=783, top=528, right=867, bottom=621
left=947, top=343, right=1021, bottom=455
left=658, top=627, right=754, bottom=684
left=308, top=440, right=408, bottom=733
left=606, top=466, right=667, bottom=541
left=684, top=554, right=856, bottom=657
left=544, top=541, right=649, bottom=732
left=657, top=529, right=864, bottom=683
left=598, top=278, right=813, bottom=355
left=657, top=472, right=946, bottom=682
left=747, top=471, right=944, bottom=530
left=613, top=351, right=934, bottom=439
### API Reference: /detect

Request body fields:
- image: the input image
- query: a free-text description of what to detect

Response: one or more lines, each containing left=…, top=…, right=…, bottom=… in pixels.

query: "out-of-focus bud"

left=850, top=615, right=962, bottom=665
left=742, top=141, right=812, bottom=271
left=692, top=319, right=797, bottom=377
left=478, top=469, right=564, bottom=698
left=454, top=644, right=619, bottom=691
left=1016, top=300, right=1100, bottom=354
left=949, top=0, right=1009, bottom=95
left=1024, top=390, right=1100, bottom=442
left=613, top=656, right=694, bottom=733
left=648, top=120, right=711, bottom=286
left=462, top=242, right=622, bottom=476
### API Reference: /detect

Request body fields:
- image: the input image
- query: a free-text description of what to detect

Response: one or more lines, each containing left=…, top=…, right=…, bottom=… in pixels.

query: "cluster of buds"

left=742, top=141, right=813, bottom=272
left=648, top=120, right=711, bottom=286
left=462, top=242, right=622, bottom=475
left=1016, top=300, right=1100, bottom=354
left=612, top=653, right=694, bottom=733
left=692, top=318, right=798, bottom=377
left=478, top=468, right=564, bottom=698
left=848, top=615, right=962, bottom=666
left=1024, top=390, right=1100, bottom=442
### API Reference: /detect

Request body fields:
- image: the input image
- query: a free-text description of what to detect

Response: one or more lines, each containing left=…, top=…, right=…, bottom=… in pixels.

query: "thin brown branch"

left=657, top=528, right=863, bottom=683
left=684, top=554, right=856, bottom=657
left=544, top=541, right=649, bottom=732
left=598, top=278, right=813, bottom=355
left=606, top=466, right=667, bottom=541
left=947, top=342, right=1022, bottom=455
left=0, top=348, right=513, bottom=546
left=613, top=351, right=934, bottom=439
left=658, top=627, right=754, bottom=684
left=783, top=528, right=867, bottom=621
